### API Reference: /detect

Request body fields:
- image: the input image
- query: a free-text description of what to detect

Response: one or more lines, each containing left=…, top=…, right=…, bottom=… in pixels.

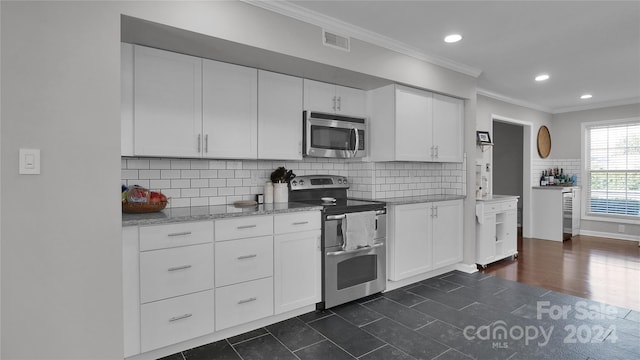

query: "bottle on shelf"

left=540, top=171, right=547, bottom=186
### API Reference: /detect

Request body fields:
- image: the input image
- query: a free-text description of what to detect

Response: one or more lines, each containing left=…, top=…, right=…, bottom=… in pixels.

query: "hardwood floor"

left=481, top=231, right=640, bottom=311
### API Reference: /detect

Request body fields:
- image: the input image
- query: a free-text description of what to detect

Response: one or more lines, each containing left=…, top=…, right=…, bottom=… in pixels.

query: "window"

left=585, top=121, right=640, bottom=218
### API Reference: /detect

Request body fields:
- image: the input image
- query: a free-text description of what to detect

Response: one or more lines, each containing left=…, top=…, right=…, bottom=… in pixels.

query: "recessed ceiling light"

left=444, top=34, right=462, bottom=43
left=535, top=74, right=550, bottom=82
left=580, top=94, right=593, bottom=100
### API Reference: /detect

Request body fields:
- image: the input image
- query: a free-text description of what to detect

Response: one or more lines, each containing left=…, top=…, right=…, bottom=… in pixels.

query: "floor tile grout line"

left=228, top=331, right=270, bottom=346
left=291, top=338, right=329, bottom=354
left=226, top=338, right=246, bottom=360
left=263, top=327, right=303, bottom=360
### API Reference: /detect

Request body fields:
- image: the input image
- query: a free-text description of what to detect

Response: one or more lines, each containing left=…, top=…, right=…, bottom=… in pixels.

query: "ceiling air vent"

left=322, top=30, right=350, bottom=52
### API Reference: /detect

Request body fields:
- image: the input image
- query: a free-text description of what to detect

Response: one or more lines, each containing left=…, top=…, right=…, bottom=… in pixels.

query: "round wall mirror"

left=537, top=125, right=551, bottom=158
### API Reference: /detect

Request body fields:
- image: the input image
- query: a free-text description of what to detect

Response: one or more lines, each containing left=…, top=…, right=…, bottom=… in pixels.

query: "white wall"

left=1, top=1, right=478, bottom=358
left=1, top=2, right=123, bottom=359
left=553, top=103, right=640, bottom=240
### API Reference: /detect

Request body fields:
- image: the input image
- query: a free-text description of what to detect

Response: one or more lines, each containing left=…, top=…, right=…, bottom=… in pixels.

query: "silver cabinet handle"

left=237, top=297, right=257, bottom=305
left=205, top=134, right=209, bottom=153
left=293, top=221, right=309, bottom=225
left=237, top=254, right=257, bottom=260
left=168, top=231, right=192, bottom=237
left=332, top=96, right=337, bottom=111
left=435, top=145, right=439, bottom=158
left=168, top=265, right=192, bottom=272
left=169, top=313, right=192, bottom=322
left=197, top=134, right=201, bottom=153
left=337, top=96, right=342, bottom=111
left=237, top=224, right=257, bottom=230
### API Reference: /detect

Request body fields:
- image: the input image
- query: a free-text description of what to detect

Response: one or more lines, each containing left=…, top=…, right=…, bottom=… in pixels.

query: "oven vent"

left=322, top=30, right=350, bottom=52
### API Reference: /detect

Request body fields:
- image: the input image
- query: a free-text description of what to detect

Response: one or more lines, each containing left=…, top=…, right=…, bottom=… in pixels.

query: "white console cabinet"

left=475, top=196, right=519, bottom=268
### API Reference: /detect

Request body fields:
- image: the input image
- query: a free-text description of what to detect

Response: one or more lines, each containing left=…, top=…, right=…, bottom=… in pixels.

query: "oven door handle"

left=326, top=242, right=383, bottom=256
left=325, top=209, right=386, bottom=221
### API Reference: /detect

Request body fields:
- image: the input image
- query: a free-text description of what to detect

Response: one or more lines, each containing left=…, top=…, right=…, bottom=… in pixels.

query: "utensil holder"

left=273, top=183, right=288, bottom=203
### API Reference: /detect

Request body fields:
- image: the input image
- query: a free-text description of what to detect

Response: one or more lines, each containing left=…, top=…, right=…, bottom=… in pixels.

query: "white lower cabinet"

left=388, top=200, right=463, bottom=281
left=273, top=212, right=322, bottom=314
left=475, top=197, right=519, bottom=267
left=124, top=211, right=322, bottom=357
left=141, top=290, right=215, bottom=353
left=215, top=277, right=274, bottom=331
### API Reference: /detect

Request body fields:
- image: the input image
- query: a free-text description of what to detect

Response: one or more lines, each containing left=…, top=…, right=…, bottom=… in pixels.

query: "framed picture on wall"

left=477, top=131, right=492, bottom=145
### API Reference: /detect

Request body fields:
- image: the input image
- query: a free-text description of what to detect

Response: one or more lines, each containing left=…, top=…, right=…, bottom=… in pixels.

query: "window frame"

left=581, top=117, right=640, bottom=224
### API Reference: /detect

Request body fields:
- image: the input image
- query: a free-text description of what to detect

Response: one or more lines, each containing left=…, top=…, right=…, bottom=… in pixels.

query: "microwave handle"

left=352, top=128, right=359, bottom=157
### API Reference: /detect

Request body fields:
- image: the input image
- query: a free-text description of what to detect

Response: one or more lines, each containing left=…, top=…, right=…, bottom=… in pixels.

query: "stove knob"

left=343, top=178, right=348, bottom=184
left=299, top=179, right=305, bottom=186
left=337, top=178, right=342, bottom=184
left=291, top=180, right=297, bottom=187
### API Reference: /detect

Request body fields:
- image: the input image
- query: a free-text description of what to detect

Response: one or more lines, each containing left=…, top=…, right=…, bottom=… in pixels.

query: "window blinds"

left=586, top=122, right=640, bottom=217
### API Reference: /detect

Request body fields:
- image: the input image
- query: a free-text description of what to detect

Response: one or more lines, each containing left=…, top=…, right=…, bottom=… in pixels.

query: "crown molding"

left=477, top=88, right=552, bottom=114
left=552, top=97, right=640, bottom=114
left=244, top=0, right=482, bottom=78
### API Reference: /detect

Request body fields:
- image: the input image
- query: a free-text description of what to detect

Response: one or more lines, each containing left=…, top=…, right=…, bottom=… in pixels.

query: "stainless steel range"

left=289, top=175, right=386, bottom=309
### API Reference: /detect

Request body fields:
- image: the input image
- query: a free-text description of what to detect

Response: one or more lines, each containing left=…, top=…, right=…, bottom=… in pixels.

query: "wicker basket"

left=122, top=201, right=167, bottom=214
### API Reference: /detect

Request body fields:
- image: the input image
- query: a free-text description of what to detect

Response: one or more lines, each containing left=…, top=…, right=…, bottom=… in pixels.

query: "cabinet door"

left=390, top=203, right=432, bottom=280
left=202, top=59, right=257, bottom=159
left=258, top=71, right=303, bottom=160
left=432, top=200, right=463, bottom=268
left=274, top=230, right=321, bottom=314
left=502, top=210, right=518, bottom=257
left=121, top=43, right=134, bottom=157
left=432, top=94, right=463, bottom=162
left=395, top=86, right=433, bottom=161
left=476, top=214, right=497, bottom=265
left=134, top=45, right=202, bottom=157
left=335, top=85, right=366, bottom=116
left=303, top=79, right=337, bottom=113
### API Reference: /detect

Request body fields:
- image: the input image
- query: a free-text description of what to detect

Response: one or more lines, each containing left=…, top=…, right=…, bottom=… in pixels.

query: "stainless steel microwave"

left=303, top=111, right=366, bottom=158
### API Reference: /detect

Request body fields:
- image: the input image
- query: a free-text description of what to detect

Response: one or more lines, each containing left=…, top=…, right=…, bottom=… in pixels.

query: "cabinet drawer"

left=140, top=243, right=214, bottom=303
left=503, top=201, right=517, bottom=210
left=274, top=211, right=321, bottom=234
left=215, top=277, right=273, bottom=331
left=215, top=215, right=273, bottom=241
left=485, top=203, right=501, bottom=213
left=140, top=221, right=213, bottom=251
left=215, top=235, right=273, bottom=287
left=140, top=290, right=215, bottom=352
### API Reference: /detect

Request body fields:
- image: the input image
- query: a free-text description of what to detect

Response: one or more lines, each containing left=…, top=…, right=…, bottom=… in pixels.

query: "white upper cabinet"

left=395, top=86, right=433, bottom=161
left=432, top=93, right=464, bottom=162
left=203, top=59, right=258, bottom=159
left=303, top=79, right=366, bottom=116
left=121, top=43, right=134, bottom=157
left=133, top=45, right=203, bottom=158
left=369, top=84, right=464, bottom=163
left=258, top=70, right=303, bottom=160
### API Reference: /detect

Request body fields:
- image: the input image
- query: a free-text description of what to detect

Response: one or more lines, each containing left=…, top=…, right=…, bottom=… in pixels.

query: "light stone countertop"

left=122, top=202, right=322, bottom=227
left=374, top=194, right=465, bottom=206
left=476, top=194, right=520, bottom=202
left=532, top=186, right=580, bottom=190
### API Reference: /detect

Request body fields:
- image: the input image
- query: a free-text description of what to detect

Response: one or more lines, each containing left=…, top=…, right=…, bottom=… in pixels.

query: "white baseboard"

left=578, top=230, right=640, bottom=242
left=455, top=263, right=479, bottom=274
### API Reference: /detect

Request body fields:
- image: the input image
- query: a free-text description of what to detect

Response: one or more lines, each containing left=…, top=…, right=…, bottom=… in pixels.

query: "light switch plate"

left=19, top=148, right=40, bottom=175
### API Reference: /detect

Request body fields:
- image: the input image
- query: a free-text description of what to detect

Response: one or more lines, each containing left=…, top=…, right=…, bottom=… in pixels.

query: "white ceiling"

left=260, top=0, right=640, bottom=113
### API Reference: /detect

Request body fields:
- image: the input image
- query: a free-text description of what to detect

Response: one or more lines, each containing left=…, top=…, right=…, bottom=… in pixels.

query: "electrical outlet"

left=618, top=225, right=625, bottom=233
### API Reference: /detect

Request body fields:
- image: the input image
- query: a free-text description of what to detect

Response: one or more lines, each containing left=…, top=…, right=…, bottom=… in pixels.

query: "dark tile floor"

left=160, top=271, right=640, bottom=360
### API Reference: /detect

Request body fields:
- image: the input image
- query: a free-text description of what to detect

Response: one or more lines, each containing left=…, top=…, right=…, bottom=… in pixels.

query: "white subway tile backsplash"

left=123, top=157, right=466, bottom=208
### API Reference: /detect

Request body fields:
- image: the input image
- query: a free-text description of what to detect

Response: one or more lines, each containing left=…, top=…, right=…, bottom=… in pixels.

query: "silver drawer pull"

left=237, top=297, right=257, bottom=305
left=237, top=254, right=257, bottom=260
left=237, top=225, right=257, bottom=230
left=167, top=231, right=192, bottom=237
left=293, top=221, right=309, bottom=225
left=169, top=313, right=192, bottom=322
left=168, top=265, right=192, bottom=272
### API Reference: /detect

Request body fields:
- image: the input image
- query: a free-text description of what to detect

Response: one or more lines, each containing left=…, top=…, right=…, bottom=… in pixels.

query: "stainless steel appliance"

left=562, top=187, right=574, bottom=241
left=289, top=175, right=386, bottom=309
left=303, top=111, right=366, bottom=158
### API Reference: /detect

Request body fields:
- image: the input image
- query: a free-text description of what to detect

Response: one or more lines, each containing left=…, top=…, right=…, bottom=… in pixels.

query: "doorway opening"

left=491, top=115, right=533, bottom=238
